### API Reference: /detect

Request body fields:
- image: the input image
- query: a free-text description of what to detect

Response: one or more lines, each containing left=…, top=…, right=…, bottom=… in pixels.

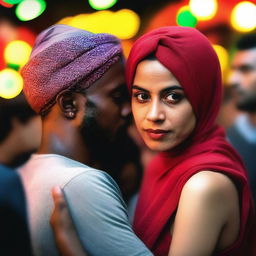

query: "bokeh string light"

left=88, top=0, right=117, bottom=10
left=3, top=0, right=23, bottom=4
left=0, top=68, right=23, bottom=99
left=189, top=0, right=218, bottom=21
left=4, top=40, right=32, bottom=68
left=176, top=6, right=198, bottom=27
left=58, top=9, right=140, bottom=40
left=0, top=0, right=13, bottom=7
left=212, top=44, right=229, bottom=79
left=15, top=0, right=46, bottom=21
left=231, top=1, right=256, bottom=33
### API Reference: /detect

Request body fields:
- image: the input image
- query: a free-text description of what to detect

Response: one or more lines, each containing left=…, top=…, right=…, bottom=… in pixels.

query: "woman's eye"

left=133, top=92, right=150, bottom=102
left=165, top=93, right=183, bottom=103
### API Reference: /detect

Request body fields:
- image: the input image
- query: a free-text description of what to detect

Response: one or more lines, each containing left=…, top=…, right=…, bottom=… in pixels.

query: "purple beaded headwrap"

left=21, top=24, right=122, bottom=113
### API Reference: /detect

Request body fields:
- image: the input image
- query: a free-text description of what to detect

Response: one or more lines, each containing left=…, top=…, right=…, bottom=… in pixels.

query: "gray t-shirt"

left=18, top=154, right=151, bottom=256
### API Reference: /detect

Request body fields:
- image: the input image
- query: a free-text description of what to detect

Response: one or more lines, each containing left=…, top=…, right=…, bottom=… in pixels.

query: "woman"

left=51, top=26, right=255, bottom=256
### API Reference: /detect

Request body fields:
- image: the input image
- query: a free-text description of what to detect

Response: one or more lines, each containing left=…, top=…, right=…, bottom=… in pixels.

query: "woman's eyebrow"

left=161, top=86, right=183, bottom=94
left=132, top=85, right=183, bottom=93
left=132, top=85, right=149, bottom=93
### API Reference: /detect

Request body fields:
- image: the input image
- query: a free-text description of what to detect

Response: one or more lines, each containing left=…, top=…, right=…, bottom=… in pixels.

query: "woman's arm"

left=168, top=171, right=240, bottom=256
left=50, top=186, right=88, bottom=256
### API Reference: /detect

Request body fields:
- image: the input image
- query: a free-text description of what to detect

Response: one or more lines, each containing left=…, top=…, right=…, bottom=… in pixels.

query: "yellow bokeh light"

left=0, top=69, right=23, bottom=99
left=189, top=0, right=217, bottom=21
left=57, top=9, right=140, bottom=40
left=213, top=44, right=229, bottom=81
left=112, top=9, right=140, bottom=39
left=231, top=1, right=256, bottom=33
left=4, top=40, right=32, bottom=67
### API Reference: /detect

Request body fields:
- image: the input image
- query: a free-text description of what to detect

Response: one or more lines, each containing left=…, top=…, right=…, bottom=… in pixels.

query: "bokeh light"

left=176, top=6, right=197, bottom=27
left=88, top=0, right=117, bottom=11
left=212, top=44, right=228, bottom=77
left=112, top=9, right=140, bottom=39
left=0, top=68, right=23, bottom=99
left=15, top=0, right=46, bottom=21
left=58, top=9, right=140, bottom=40
left=189, top=0, right=217, bottom=21
left=4, top=40, right=32, bottom=68
left=3, top=0, right=23, bottom=4
left=231, top=1, right=256, bottom=33
left=0, top=0, right=13, bottom=7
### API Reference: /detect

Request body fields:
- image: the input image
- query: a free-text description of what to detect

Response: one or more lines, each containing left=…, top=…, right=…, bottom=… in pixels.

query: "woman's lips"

left=144, top=129, right=170, bottom=140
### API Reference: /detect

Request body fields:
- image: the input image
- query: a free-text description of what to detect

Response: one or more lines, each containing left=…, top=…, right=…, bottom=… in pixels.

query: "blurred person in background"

left=0, top=93, right=41, bottom=168
left=227, top=33, right=256, bottom=206
left=0, top=92, right=39, bottom=255
left=0, top=164, right=32, bottom=255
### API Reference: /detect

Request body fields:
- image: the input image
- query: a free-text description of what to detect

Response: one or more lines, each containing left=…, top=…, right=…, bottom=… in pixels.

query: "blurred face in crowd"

left=229, top=48, right=256, bottom=112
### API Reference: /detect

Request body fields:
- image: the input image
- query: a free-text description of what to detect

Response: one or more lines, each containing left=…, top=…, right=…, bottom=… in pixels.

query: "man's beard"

left=79, top=99, right=130, bottom=172
left=237, top=92, right=256, bottom=112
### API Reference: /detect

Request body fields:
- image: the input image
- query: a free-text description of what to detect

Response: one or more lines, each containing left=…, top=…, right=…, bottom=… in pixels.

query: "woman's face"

left=131, top=59, right=196, bottom=152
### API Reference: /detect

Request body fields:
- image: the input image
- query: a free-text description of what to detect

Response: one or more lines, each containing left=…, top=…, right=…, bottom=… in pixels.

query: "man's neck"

left=38, top=129, right=95, bottom=167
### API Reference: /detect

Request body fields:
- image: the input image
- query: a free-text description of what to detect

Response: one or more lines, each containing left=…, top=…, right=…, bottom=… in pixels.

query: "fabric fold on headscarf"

left=126, top=26, right=255, bottom=256
left=22, top=24, right=122, bottom=113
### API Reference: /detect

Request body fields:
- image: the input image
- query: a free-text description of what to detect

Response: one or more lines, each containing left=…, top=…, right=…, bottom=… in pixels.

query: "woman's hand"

left=50, top=186, right=88, bottom=256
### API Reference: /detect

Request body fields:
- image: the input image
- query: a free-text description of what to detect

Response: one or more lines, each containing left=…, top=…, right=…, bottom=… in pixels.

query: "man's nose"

left=228, top=70, right=241, bottom=88
left=121, top=100, right=131, bottom=119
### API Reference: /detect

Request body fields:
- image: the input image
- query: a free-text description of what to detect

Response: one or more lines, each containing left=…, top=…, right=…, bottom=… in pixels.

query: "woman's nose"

left=146, top=99, right=165, bottom=122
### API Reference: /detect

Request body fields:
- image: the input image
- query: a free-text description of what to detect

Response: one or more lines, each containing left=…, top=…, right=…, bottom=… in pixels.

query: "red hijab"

left=126, top=27, right=255, bottom=255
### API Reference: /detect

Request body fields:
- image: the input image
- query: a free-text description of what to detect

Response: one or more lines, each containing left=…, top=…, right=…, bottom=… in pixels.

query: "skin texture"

left=131, top=60, right=196, bottom=152
left=169, top=171, right=240, bottom=256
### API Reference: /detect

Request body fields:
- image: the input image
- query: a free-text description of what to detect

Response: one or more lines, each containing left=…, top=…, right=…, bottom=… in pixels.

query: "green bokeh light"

left=177, top=8, right=198, bottom=27
left=88, top=0, right=117, bottom=11
left=3, top=0, right=23, bottom=4
left=15, top=0, right=46, bottom=21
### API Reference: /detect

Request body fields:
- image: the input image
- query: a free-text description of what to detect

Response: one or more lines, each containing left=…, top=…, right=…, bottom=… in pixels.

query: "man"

left=19, top=24, right=151, bottom=256
left=228, top=34, right=256, bottom=205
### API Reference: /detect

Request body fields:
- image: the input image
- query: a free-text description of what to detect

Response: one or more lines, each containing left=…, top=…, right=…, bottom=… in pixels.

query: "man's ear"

left=56, top=90, right=79, bottom=120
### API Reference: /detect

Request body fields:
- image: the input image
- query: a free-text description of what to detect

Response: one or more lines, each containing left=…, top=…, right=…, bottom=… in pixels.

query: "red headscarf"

left=126, top=27, right=255, bottom=255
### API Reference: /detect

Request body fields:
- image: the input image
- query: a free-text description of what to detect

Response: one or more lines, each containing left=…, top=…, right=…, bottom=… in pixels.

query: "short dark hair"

left=0, top=93, right=37, bottom=143
left=236, top=34, right=256, bottom=50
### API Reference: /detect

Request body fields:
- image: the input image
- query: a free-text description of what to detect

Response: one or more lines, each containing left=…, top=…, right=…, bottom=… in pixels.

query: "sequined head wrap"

left=22, top=24, right=122, bottom=113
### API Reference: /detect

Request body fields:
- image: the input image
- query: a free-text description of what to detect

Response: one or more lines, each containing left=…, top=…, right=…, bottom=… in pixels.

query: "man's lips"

left=143, top=129, right=171, bottom=140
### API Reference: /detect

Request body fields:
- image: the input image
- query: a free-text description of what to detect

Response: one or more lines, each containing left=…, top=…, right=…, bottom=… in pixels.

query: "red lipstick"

left=144, top=129, right=170, bottom=140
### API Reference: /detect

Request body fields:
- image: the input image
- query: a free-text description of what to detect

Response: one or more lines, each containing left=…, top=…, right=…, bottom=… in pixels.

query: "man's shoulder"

left=18, top=154, right=116, bottom=192
left=62, top=167, right=118, bottom=192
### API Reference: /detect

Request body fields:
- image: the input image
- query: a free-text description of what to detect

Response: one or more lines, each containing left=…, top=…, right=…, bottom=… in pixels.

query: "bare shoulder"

left=170, top=171, right=240, bottom=255
left=182, top=171, right=238, bottom=203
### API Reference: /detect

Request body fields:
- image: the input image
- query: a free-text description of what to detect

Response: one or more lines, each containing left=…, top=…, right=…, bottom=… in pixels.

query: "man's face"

left=79, top=60, right=131, bottom=147
left=229, top=48, right=256, bottom=112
